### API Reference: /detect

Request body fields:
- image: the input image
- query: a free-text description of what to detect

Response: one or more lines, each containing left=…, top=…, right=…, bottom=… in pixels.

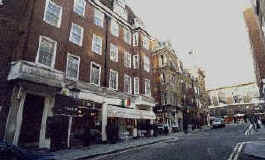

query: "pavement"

left=53, top=126, right=210, bottom=160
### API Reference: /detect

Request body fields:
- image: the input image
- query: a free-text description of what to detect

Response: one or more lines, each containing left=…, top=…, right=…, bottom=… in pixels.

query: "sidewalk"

left=53, top=133, right=180, bottom=160
left=242, top=123, right=265, bottom=159
left=53, top=126, right=210, bottom=160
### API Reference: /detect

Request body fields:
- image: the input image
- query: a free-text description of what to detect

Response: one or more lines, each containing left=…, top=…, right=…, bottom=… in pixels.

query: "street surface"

left=85, top=124, right=265, bottom=160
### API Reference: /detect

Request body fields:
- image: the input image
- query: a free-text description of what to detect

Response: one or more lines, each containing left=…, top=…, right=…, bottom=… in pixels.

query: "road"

left=85, top=124, right=265, bottom=160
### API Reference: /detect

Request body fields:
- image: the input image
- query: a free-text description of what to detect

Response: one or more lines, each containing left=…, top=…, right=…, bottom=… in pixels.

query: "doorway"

left=18, top=94, right=45, bottom=148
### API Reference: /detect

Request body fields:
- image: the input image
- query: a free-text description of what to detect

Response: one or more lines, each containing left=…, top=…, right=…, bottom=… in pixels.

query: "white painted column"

left=101, top=102, right=108, bottom=142
left=67, top=117, right=73, bottom=148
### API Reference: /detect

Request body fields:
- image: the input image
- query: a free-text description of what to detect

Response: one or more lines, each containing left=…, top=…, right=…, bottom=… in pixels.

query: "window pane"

left=45, top=1, right=61, bottom=27
left=38, top=38, right=55, bottom=67
left=67, top=56, right=79, bottom=79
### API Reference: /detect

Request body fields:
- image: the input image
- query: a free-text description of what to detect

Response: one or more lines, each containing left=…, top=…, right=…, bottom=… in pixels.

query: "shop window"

left=36, top=36, right=57, bottom=68
left=110, top=43, right=118, bottom=62
left=109, top=69, right=118, bottom=90
left=43, top=0, right=62, bottom=28
left=94, top=8, right=104, bottom=27
left=66, top=53, right=80, bottom=80
left=124, top=51, right=131, bottom=68
left=69, top=23, right=84, bottom=46
left=134, top=77, right=139, bottom=95
left=73, top=0, right=86, bottom=16
left=92, top=34, right=102, bottom=55
left=90, top=62, right=101, bottom=86
left=124, top=74, right=132, bottom=94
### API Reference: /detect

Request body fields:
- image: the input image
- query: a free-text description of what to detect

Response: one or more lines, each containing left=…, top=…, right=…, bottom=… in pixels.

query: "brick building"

left=244, top=2, right=265, bottom=99
left=152, top=41, right=184, bottom=133
left=0, top=0, right=156, bottom=150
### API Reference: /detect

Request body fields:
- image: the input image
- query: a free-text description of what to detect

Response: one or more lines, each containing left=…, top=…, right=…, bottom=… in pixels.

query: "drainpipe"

left=103, top=15, right=110, bottom=87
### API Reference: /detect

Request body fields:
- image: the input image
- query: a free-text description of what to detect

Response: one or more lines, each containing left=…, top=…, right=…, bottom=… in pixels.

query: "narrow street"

left=85, top=124, right=265, bottom=160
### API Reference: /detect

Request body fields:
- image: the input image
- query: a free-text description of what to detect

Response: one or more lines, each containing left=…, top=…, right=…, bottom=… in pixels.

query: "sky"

left=127, top=0, right=256, bottom=90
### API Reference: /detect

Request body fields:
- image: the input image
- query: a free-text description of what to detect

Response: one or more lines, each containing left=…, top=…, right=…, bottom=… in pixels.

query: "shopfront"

left=106, top=105, right=156, bottom=141
left=52, top=95, right=102, bottom=149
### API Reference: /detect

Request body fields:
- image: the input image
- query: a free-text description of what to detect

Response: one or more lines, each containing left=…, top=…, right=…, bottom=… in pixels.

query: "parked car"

left=0, top=140, right=56, bottom=160
left=212, top=118, right=226, bottom=128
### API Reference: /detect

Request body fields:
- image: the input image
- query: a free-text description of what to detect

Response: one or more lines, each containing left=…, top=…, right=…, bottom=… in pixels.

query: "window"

left=74, top=0, right=86, bottom=16
left=124, top=74, right=131, bottom=94
left=144, top=55, right=150, bottom=72
left=36, top=36, right=57, bottom=68
left=134, top=77, right=139, bottom=95
left=69, top=23, right=84, bottom=46
left=123, top=28, right=131, bottom=45
left=145, top=79, right=151, bottom=96
left=94, top=8, right=104, bottom=27
left=0, top=0, right=3, bottom=5
left=43, top=0, right=62, bottom=28
left=92, top=34, right=102, bottom=55
left=109, top=69, right=118, bottom=90
left=142, top=36, right=150, bottom=50
left=90, top=62, right=101, bottom=86
left=133, top=55, right=139, bottom=69
left=110, top=43, right=118, bottom=62
left=124, top=51, right=131, bottom=68
left=111, top=19, right=119, bottom=37
left=66, top=53, right=80, bottom=80
left=133, top=32, right=139, bottom=46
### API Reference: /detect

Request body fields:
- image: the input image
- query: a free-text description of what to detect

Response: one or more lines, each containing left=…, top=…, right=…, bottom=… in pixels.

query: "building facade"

left=244, top=1, right=265, bottom=99
left=152, top=41, right=184, bottom=133
left=0, top=0, right=156, bottom=150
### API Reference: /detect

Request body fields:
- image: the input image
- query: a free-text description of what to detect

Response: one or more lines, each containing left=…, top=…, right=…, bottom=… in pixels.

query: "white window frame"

left=142, top=36, right=150, bottom=50
left=90, top=62, right=101, bottom=86
left=69, top=23, right=84, bottom=47
left=94, top=8, right=104, bottom=27
left=134, top=77, right=139, bottom=95
left=133, top=54, right=139, bottom=69
left=92, top=34, right=103, bottom=55
left=124, top=51, right=131, bottom=68
left=133, top=32, right=139, bottom=46
left=35, top=35, right=57, bottom=69
left=110, top=43, right=118, bottom=62
left=145, top=79, right=151, bottom=97
left=73, top=0, right=86, bottom=16
left=124, top=74, right=132, bottom=94
left=43, top=0, right=63, bottom=28
left=144, top=55, right=150, bottom=72
left=111, top=19, right=119, bottom=37
left=123, top=28, right=131, bottom=45
left=109, top=69, right=119, bottom=90
left=66, top=53, right=80, bottom=81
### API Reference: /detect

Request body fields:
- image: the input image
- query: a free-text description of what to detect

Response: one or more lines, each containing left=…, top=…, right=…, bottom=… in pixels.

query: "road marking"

left=244, top=124, right=253, bottom=135
left=228, top=142, right=246, bottom=160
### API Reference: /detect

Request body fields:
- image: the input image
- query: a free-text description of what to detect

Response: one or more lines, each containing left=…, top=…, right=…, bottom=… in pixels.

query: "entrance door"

left=18, top=94, right=45, bottom=148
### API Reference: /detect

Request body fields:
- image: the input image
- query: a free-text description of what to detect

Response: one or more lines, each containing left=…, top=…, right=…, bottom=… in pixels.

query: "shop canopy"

left=107, top=105, right=156, bottom=120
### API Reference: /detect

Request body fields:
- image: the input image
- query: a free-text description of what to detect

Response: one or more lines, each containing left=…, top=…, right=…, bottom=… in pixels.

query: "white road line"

left=233, top=142, right=245, bottom=160
left=228, top=142, right=246, bottom=160
left=228, top=143, right=240, bottom=160
left=244, top=124, right=253, bottom=135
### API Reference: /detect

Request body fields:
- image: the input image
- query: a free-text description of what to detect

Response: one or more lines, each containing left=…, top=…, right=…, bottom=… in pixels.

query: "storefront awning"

left=107, top=105, right=156, bottom=120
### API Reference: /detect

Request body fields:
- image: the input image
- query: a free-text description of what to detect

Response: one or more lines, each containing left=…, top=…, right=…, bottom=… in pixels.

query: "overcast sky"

left=127, top=0, right=255, bottom=90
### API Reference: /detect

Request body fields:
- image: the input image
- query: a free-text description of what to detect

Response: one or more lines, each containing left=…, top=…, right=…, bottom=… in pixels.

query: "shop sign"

left=21, top=64, right=63, bottom=81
